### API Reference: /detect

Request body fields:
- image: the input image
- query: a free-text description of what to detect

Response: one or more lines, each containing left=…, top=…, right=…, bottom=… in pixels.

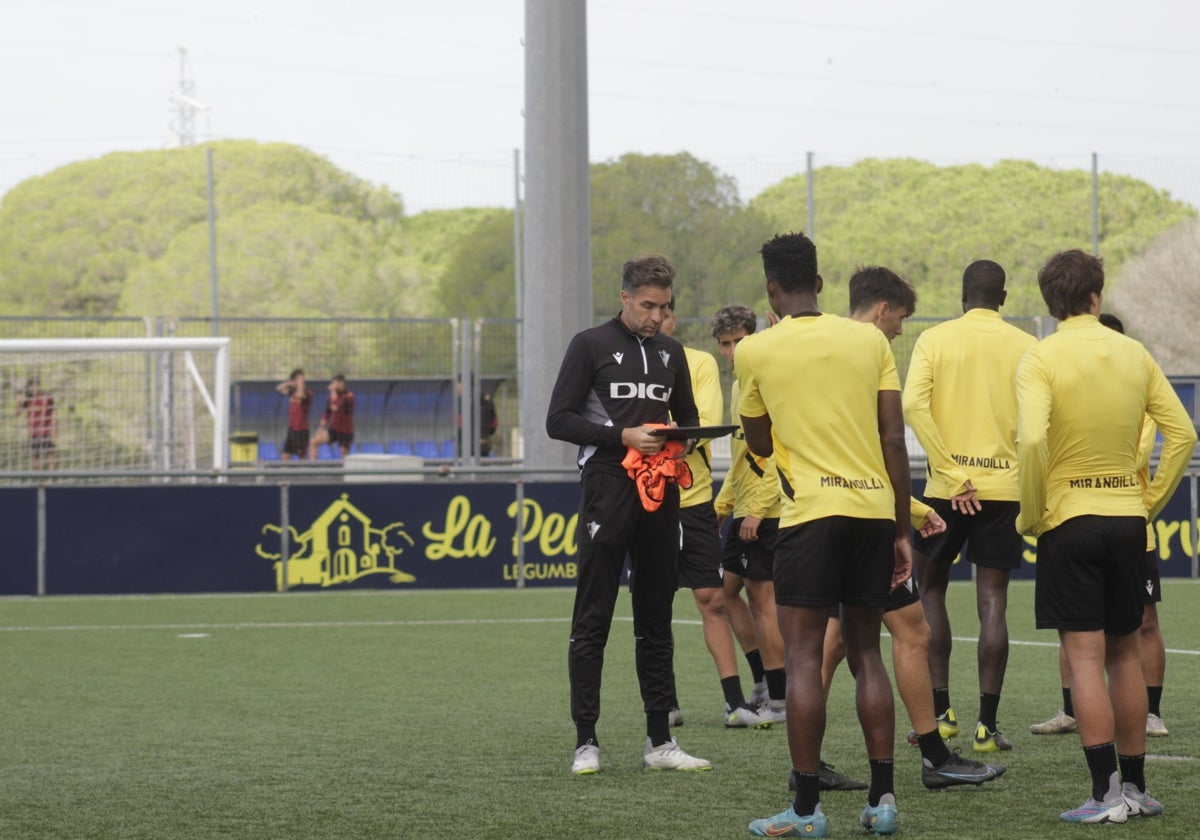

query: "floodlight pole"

left=522, top=0, right=591, bottom=472
left=207, top=148, right=219, bottom=337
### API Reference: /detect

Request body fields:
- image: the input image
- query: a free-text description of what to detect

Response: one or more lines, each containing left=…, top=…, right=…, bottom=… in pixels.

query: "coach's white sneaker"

left=571, top=741, right=599, bottom=775
left=642, top=737, right=712, bottom=771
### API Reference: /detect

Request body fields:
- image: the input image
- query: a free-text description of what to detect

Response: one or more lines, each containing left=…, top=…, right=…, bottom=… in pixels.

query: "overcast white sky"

left=3, top=0, right=1199, bottom=213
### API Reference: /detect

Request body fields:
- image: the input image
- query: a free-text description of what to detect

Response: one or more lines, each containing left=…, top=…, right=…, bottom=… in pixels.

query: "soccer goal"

left=0, top=337, right=231, bottom=476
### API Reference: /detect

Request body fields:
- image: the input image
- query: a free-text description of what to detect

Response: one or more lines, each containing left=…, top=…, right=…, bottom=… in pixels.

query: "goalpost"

left=0, top=337, right=231, bottom=475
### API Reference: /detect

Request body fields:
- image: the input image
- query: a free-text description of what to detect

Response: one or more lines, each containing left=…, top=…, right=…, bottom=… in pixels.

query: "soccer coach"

left=546, top=254, right=711, bottom=775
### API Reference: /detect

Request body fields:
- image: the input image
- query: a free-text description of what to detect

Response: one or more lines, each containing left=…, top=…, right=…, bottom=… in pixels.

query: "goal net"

left=0, top=337, right=231, bottom=477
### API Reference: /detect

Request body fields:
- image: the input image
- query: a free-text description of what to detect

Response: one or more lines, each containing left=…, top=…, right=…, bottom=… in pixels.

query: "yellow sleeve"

left=735, top=344, right=766, bottom=419
left=1142, top=357, right=1198, bottom=520
left=691, top=352, right=723, bottom=428
left=1015, top=348, right=1051, bottom=535
left=746, top=453, right=781, bottom=519
left=714, top=474, right=734, bottom=519
left=909, top=498, right=933, bottom=530
left=1135, top=416, right=1157, bottom=473
left=902, top=337, right=971, bottom=496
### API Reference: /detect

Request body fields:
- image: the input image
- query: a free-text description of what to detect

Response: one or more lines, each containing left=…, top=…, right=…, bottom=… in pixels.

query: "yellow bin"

left=230, top=431, right=259, bottom=467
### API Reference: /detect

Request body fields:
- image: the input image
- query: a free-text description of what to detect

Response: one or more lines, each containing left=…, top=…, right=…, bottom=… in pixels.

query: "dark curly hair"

left=759, top=232, right=818, bottom=294
left=710, top=304, right=757, bottom=340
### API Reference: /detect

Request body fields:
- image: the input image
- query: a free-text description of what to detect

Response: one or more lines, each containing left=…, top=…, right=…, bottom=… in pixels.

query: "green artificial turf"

left=1, top=581, right=1197, bottom=838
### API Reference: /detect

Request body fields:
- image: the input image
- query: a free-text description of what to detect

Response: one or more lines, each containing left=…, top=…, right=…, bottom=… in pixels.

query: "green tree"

left=752, top=158, right=1196, bottom=317
left=435, top=153, right=772, bottom=321
left=414, top=207, right=514, bottom=317
left=0, top=140, right=411, bottom=317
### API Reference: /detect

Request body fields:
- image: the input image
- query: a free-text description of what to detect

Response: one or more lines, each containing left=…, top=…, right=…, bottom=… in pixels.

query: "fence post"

left=515, top=479, right=526, bottom=589
left=280, top=482, right=290, bottom=592
left=36, top=484, right=46, bottom=596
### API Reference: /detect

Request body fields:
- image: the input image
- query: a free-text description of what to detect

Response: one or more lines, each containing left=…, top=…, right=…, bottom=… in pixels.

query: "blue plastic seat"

left=413, top=439, right=439, bottom=459
left=258, top=441, right=280, bottom=461
left=438, top=439, right=456, bottom=459
left=357, top=441, right=384, bottom=454
left=317, top=443, right=339, bottom=460
left=386, top=440, right=413, bottom=455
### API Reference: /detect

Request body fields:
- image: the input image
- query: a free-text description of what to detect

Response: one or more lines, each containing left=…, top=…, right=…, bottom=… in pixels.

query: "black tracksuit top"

left=546, top=315, right=700, bottom=476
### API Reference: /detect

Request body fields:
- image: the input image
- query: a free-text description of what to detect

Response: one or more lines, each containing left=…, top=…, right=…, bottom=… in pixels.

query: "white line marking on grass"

left=0, top=617, right=574, bottom=633
left=1147, top=754, right=1197, bottom=762
left=952, top=635, right=1200, bottom=656
left=3, top=616, right=1199, bottom=661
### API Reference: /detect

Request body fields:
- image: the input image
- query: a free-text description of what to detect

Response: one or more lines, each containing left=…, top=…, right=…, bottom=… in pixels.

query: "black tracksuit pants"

left=568, top=470, right=680, bottom=726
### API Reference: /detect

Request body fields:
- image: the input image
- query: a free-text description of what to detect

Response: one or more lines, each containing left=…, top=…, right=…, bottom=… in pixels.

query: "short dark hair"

left=1037, top=249, right=1104, bottom=321
left=759, top=232, right=819, bottom=294
left=331, top=373, right=347, bottom=385
left=1099, top=313, right=1124, bottom=333
left=848, top=265, right=917, bottom=316
left=962, top=260, right=1007, bottom=307
left=290, top=368, right=304, bottom=379
left=710, top=304, right=757, bottom=340
left=621, top=254, right=675, bottom=294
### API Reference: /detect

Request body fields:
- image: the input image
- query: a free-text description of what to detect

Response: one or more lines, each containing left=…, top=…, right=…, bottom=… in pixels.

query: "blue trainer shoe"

left=748, top=804, right=827, bottom=837
left=1060, top=793, right=1129, bottom=824
left=1122, top=783, right=1164, bottom=817
left=860, top=793, right=898, bottom=835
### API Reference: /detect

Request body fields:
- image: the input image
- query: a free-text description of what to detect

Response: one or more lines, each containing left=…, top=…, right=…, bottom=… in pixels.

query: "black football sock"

left=933, top=687, right=951, bottom=718
left=721, top=675, right=746, bottom=712
left=1083, top=742, right=1118, bottom=801
left=979, top=692, right=1000, bottom=731
left=765, top=667, right=787, bottom=702
left=1062, top=687, right=1075, bottom=718
left=867, top=759, right=894, bottom=807
left=745, top=649, right=765, bottom=685
left=917, top=729, right=951, bottom=766
left=1147, top=685, right=1163, bottom=717
left=791, top=772, right=820, bottom=817
left=1118, top=752, right=1146, bottom=793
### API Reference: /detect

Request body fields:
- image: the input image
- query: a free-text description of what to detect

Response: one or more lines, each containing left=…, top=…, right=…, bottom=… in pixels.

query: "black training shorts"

left=1142, top=549, right=1162, bottom=605
left=677, top=504, right=724, bottom=590
left=721, top=516, right=779, bottom=581
left=912, top=498, right=1023, bottom=570
left=774, top=516, right=894, bottom=609
left=1035, top=515, right=1146, bottom=635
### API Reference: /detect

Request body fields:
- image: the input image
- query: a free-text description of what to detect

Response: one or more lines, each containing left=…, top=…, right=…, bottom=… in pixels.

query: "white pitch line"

left=0, top=617, right=572, bottom=633
left=1, top=617, right=1198, bottom=658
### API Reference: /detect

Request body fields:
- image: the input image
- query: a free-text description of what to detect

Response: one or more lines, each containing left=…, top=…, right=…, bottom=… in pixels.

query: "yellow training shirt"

left=714, top=379, right=781, bottom=521
left=737, top=313, right=899, bottom=528
left=903, top=308, right=1036, bottom=501
left=1015, top=314, right=1196, bottom=536
left=678, top=346, right=723, bottom=508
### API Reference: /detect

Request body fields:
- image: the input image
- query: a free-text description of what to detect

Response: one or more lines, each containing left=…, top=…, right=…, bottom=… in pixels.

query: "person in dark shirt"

left=309, top=374, right=355, bottom=459
left=547, top=253, right=710, bottom=775
left=276, top=368, right=314, bottom=460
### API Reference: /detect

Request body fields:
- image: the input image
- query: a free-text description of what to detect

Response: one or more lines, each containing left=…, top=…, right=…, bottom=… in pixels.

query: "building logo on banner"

left=256, top=493, right=417, bottom=591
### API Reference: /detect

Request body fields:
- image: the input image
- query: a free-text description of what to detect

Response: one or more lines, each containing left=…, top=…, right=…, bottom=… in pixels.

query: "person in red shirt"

left=276, top=368, right=314, bottom=460
left=309, top=374, right=355, bottom=459
left=19, top=377, right=56, bottom=470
